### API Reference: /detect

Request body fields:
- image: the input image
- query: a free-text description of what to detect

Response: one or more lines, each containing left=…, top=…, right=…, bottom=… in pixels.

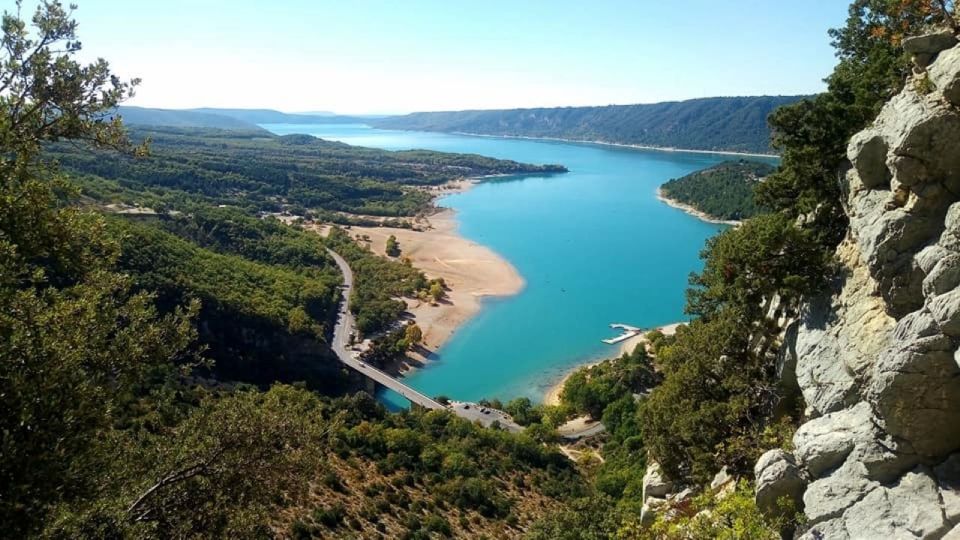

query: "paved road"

left=449, top=401, right=523, bottom=433
left=325, top=249, right=549, bottom=436
left=326, top=248, right=445, bottom=410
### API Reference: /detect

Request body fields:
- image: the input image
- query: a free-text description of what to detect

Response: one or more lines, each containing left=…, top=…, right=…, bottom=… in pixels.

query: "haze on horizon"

left=65, top=0, right=850, bottom=115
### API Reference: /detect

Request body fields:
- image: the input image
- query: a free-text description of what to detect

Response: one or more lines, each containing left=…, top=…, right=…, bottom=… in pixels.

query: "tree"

left=47, top=386, right=336, bottom=538
left=429, top=280, right=446, bottom=302
left=385, top=234, right=401, bottom=257
left=404, top=323, right=423, bottom=348
left=0, top=2, right=194, bottom=533
left=756, top=0, right=957, bottom=247
left=687, top=213, right=830, bottom=321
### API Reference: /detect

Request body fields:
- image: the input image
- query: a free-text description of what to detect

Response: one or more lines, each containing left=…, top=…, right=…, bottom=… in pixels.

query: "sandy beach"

left=350, top=206, right=524, bottom=364
left=542, top=322, right=685, bottom=406
left=655, top=187, right=742, bottom=226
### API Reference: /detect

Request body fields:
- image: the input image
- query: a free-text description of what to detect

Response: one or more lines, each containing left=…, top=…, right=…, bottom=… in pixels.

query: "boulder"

left=848, top=132, right=890, bottom=190
left=794, top=293, right=860, bottom=416
left=929, top=43, right=960, bottom=105
left=641, top=461, right=673, bottom=501
left=803, top=461, right=878, bottom=524
left=902, top=30, right=958, bottom=67
left=709, top=467, right=737, bottom=500
left=936, top=453, right=960, bottom=526
left=868, top=312, right=960, bottom=458
left=839, top=467, right=951, bottom=539
left=800, top=517, right=851, bottom=540
left=754, top=449, right=805, bottom=519
left=921, top=252, right=960, bottom=298
left=929, top=289, right=960, bottom=336
left=640, top=496, right=668, bottom=527
left=710, top=466, right=734, bottom=491
left=793, top=403, right=869, bottom=478
left=789, top=33, right=960, bottom=540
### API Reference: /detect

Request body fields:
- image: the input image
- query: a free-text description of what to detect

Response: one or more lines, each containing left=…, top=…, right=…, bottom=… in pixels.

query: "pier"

left=602, top=323, right=642, bottom=344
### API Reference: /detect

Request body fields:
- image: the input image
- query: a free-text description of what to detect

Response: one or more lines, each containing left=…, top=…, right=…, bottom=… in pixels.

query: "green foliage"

left=560, top=346, right=659, bottom=420
left=1, top=270, right=199, bottom=534
left=386, top=234, right=401, bottom=257
left=404, top=323, right=423, bottom=347
left=638, top=317, right=774, bottom=483
left=0, top=5, right=588, bottom=538
left=756, top=0, right=955, bottom=247
left=326, top=226, right=430, bottom=335
left=660, top=160, right=775, bottom=221
left=637, top=481, right=784, bottom=539
left=375, top=96, right=808, bottom=154
left=526, top=495, right=626, bottom=540
left=330, top=395, right=584, bottom=517
left=50, top=124, right=565, bottom=218
left=686, top=213, right=831, bottom=320
left=109, top=218, right=348, bottom=388
left=0, top=3, right=195, bottom=533
left=429, top=278, right=447, bottom=301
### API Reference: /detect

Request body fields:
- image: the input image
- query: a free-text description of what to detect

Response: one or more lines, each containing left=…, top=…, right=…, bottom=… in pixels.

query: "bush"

left=312, top=504, right=345, bottom=528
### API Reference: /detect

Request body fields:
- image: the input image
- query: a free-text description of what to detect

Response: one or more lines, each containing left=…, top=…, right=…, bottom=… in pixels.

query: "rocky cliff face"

left=761, top=31, right=960, bottom=539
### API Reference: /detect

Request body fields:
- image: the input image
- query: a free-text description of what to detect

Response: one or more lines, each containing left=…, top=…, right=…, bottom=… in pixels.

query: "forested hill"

left=54, top=126, right=566, bottom=218
left=373, top=95, right=808, bottom=154
left=115, top=106, right=374, bottom=131
left=190, top=107, right=376, bottom=124
left=116, top=106, right=270, bottom=132
left=660, top=160, right=777, bottom=221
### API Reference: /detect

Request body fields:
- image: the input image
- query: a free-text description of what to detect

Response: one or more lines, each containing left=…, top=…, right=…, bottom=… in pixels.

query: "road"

left=325, top=249, right=546, bottom=436
left=326, top=248, right=445, bottom=410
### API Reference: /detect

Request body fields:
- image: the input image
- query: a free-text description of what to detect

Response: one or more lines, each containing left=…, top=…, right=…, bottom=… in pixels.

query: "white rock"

left=936, top=453, right=960, bottom=526
left=803, top=461, right=878, bottom=524
left=903, top=30, right=958, bottom=55
left=841, top=467, right=950, bottom=539
left=642, top=461, right=673, bottom=501
left=929, top=289, right=960, bottom=336
left=929, top=43, right=960, bottom=105
left=754, top=449, right=805, bottom=519
left=793, top=404, right=866, bottom=478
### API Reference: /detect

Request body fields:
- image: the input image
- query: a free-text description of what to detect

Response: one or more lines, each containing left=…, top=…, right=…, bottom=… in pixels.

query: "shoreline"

left=655, top=187, right=742, bottom=226
left=350, top=181, right=524, bottom=366
left=447, top=131, right=779, bottom=159
left=542, top=322, right=685, bottom=406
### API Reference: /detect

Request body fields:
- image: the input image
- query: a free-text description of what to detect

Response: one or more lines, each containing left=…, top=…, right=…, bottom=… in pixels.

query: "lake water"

left=263, top=123, right=774, bottom=407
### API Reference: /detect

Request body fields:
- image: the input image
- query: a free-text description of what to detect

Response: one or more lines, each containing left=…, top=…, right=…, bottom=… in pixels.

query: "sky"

left=55, top=0, right=851, bottom=114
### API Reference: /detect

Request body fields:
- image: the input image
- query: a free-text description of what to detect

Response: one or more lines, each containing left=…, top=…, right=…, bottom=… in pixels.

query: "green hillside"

left=660, top=160, right=776, bottom=221
left=373, top=96, right=807, bottom=154
left=52, top=126, right=566, bottom=218
left=116, top=106, right=268, bottom=131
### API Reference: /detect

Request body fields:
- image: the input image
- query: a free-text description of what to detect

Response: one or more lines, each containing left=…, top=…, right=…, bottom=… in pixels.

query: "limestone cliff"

left=759, top=30, right=960, bottom=539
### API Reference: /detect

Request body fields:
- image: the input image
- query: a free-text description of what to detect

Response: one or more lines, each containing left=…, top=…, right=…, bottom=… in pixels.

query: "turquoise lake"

left=263, top=123, right=775, bottom=407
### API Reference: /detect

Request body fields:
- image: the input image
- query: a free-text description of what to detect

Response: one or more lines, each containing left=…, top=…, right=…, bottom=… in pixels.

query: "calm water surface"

left=263, top=123, right=775, bottom=406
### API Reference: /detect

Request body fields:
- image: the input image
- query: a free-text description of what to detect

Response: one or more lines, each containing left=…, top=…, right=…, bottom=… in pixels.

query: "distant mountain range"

left=116, top=96, right=808, bottom=154
left=372, top=96, right=809, bottom=154
left=114, top=106, right=374, bottom=131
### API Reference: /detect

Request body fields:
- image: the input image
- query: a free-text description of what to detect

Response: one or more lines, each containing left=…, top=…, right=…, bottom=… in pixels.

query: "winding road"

left=325, top=248, right=563, bottom=436
left=326, top=248, right=445, bottom=410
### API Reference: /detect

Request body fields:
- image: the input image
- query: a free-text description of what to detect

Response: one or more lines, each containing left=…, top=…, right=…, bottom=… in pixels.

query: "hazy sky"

left=59, top=0, right=850, bottom=114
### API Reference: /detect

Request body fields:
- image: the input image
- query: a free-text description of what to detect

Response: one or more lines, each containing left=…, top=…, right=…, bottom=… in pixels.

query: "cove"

left=262, top=123, right=777, bottom=406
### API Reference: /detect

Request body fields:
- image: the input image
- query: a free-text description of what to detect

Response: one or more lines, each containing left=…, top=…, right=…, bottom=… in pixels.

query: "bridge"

left=326, top=249, right=446, bottom=411
left=325, top=248, right=596, bottom=437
